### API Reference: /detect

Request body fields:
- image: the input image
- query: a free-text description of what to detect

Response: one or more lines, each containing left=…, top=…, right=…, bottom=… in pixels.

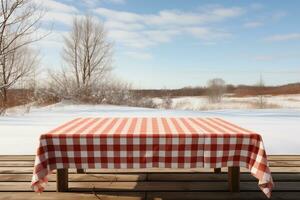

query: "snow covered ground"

left=154, top=94, right=300, bottom=110
left=0, top=101, right=300, bottom=155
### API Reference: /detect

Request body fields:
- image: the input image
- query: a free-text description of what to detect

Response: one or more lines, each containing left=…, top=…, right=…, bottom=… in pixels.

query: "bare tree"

left=207, top=78, right=226, bottom=103
left=161, top=95, right=173, bottom=109
left=256, top=74, right=266, bottom=108
left=0, top=0, right=44, bottom=105
left=61, top=15, right=113, bottom=98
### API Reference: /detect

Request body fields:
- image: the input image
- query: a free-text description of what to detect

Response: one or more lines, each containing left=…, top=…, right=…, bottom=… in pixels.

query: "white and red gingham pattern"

left=31, top=117, right=273, bottom=197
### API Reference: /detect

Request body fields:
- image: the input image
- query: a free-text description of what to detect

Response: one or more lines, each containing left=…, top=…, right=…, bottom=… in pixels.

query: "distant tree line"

left=132, top=87, right=207, bottom=98
left=132, top=82, right=300, bottom=98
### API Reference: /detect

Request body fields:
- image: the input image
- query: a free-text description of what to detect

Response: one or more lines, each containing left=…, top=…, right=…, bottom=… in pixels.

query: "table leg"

left=214, top=168, right=221, bottom=173
left=77, top=169, right=85, bottom=173
left=57, top=168, right=68, bottom=192
left=228, top=166, right=240, bottom=192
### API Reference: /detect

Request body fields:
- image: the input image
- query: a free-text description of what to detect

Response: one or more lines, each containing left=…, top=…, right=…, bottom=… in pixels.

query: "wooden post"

left=77, top=169, right=85, bottom=174
left=228, top=166, right=240, bottom=192
left=214, top=168, right=221, bottom=173
left=57, top=168, right=68, bottom=192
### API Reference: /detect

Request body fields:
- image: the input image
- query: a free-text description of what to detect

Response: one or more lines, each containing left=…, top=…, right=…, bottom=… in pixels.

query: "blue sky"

left=36, top=0, right=300, bottom=89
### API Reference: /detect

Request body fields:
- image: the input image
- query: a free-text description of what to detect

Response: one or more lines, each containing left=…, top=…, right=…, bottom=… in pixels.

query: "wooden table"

left=56, top=167, right=240, bottom=192
left=32, top=117, right=272, bottom=197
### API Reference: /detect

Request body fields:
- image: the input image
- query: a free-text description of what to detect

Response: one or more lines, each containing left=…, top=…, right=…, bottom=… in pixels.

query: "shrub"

left=207, top=78, right=226, bottom=103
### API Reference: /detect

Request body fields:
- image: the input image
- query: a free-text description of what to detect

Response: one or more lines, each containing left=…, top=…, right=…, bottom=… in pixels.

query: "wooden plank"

left=56, top=181, right=300, bottom=192
left=268, top=155, right=300, bottom=161
left=0, top=156, right=34, bottom=161
left=214, top=168, right=221, bottom=174
left=249, top=167, right=300, bottom=173
left=2, top=166, right=300, bottom=174
left=0, top=174, right=147, bottom=182
left=228, top=167, right=240, bottom=192
left=269, top=160, right=300, bottom=167
left=57, top=169, right=68, bottom=192
left=0, top=167, right=53, bottom=174
left=1, top=173, right=300, bottom=182
left=69, top=182, right=229, bottom=192
left=147, top=192, right=300, bottom=200
left=148, top=173, right=300, bottom=182
left=0, top=192, right=144, bottom=200
left=1, top=181, right=299, bottom=192
left=0, top=192, right=300, bottom=200
left=0, top=161, right=34, bottom=167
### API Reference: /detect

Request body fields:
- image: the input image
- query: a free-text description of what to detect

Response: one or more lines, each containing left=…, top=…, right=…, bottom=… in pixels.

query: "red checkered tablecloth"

left=31, top=117, right=273, bottom=197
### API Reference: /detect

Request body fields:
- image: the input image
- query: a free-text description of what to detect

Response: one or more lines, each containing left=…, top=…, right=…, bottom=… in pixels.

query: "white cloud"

left=104, top=21, right=144, bottom=31
left=271, top=11, right=287, bottom=21
left=107, top=27, right=230, bottom=49
left=94, top=6, right=243, bottom=49
left=81, top=0, right=98, bottom=7
left=42, top=11, right=76, bottom=26
left=108, top=31, right=151, bottom=48
left=209, top=7, right=243, bottom=20
left=185, top=27, right=231, bottom=41
left=34, top=0, right=83, bottom=26
left=32, top=29, right=68, bottom=71
left=242, top=9, right=285, bottom=30
left=253, top=53, right=300, bottom=61
left=123, top=51, right=153, bottom=60
left=33, top=2, right=247, bottom=62
left=94, top=8, right=141, bottom=23
left=94, top=6, right=244, bottom=26
left=249, top=3, right=264, bottom=10
left=143, top=30, right=181, bottom=43
left=243, top=21, right=263, bottom=28
left=107, top=30, right=181, bottom=48
left=108, top=24, right=232, bottom=48
left=105, top=0, right=126, bottom=4
left=35, top=0, right=78, bottom=13
left=80, top=0, right=126, bottom=8
left=34, top=29, right=68, bottom=49
left=265, top=33, right=300, bottom=42
left=254, top=55, right=276, bottom=61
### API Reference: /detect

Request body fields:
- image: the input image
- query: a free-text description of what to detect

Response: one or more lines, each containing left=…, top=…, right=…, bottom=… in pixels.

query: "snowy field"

left=154, top=94, right=300, bottom=110
left=0, top=100, right=300, bottom=155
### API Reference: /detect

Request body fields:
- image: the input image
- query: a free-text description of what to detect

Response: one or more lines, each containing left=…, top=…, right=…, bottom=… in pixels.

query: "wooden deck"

left=0, top=155, right=299, bottom=200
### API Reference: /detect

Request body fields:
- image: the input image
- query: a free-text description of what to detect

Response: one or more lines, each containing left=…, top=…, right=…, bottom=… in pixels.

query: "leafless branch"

left=58, top=15, right=113, bottom=99
left=0, top=0, right=46, bottom=104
